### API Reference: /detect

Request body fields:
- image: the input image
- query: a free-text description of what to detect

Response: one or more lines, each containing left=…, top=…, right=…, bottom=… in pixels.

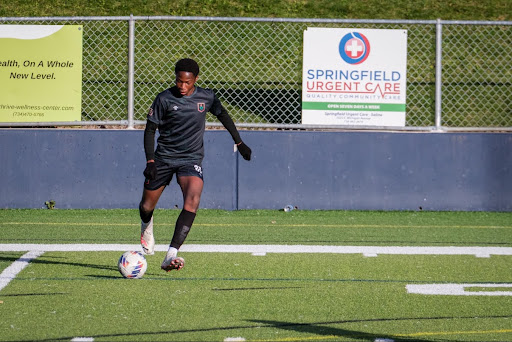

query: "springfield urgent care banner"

left=302, top=28, right=407, bottom=126
left=0, top=25, right=82, bottom=122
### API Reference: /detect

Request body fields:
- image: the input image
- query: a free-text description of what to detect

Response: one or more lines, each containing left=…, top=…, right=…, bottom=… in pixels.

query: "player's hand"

left=143, top=161, right=158, bottom=180
left=237, top=142, right=252, bottom=161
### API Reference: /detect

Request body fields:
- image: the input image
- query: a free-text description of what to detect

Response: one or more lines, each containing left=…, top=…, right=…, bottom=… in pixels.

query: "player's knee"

left=183, top=197, right=200, bottom=213
left=139, top=201, right=154, bottom=214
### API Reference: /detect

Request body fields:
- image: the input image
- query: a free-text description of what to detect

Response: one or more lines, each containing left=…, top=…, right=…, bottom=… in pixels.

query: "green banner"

left=0, top=25, right=83, bottom=122
left=302, top=101, right=406, bottom=112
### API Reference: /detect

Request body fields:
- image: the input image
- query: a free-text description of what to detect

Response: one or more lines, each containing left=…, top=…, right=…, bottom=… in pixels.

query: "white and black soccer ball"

left=118, top=251, right=147, bottom=279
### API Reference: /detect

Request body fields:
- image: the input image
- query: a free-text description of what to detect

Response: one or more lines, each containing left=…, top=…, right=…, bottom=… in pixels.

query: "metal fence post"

left=127, top=14, right=135, bottom=129
left=435, top=18, right=443, bottom=130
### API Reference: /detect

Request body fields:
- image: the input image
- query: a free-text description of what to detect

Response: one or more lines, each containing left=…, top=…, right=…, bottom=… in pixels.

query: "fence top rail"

left=0, top=15, right=510, bottom=25
left=133, top=16, right=438, bottom=25
left=2, top=121, right=511, bottom=133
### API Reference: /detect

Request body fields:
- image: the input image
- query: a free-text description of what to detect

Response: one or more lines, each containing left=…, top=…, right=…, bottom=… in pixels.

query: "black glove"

left=143, top=161, right=158, bottom=180
left=237, top=142, right=252, bottom=161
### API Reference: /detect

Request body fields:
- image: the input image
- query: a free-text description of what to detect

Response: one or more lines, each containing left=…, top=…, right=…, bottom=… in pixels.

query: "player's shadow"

left=0, top=255, right=118, bottom=272
left=248, top=319, right=432, bottom=342
left=0, top=255, right=160, bottom=279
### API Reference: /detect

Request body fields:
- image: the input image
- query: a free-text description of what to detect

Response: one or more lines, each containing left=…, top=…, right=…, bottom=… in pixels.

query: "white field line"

left=0, top=250, right=44, bottom=291
left=407, top=283, right=512, bottom=296
left=1, top=244, right=512, bottom=257
left=2, top=245, right=511, bottom=296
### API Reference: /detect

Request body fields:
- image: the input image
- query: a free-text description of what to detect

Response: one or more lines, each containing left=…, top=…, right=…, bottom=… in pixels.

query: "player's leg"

left=139, top=160, right=173, bottom=255
left=162, top=165, right=204, bottom=271
left=139, top=187, right=165, bottom=255
left=140, top=186, right=165, bottom=219
left=173, top=174, right=203, bottom=245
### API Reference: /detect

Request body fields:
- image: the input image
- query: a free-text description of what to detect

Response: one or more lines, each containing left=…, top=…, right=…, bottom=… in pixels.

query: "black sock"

left=170, top=209, right=196, bottom=249
left=139, top=203, right=153, bottom=224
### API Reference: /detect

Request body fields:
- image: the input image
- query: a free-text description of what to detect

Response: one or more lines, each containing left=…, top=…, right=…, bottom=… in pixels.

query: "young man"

left=139, top=58, right=251, bottom=272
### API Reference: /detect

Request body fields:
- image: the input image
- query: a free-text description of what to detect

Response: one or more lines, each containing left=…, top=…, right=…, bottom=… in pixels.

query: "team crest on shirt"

left=197, top=103, right=205, bottom=112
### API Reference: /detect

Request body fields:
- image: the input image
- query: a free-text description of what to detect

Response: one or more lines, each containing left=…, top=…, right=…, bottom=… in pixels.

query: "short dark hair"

left=174, top=58, right=200, bottom=77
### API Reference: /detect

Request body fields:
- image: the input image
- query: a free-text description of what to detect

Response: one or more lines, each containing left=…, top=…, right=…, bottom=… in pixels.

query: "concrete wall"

left=1, top=129, right=510, bottom=211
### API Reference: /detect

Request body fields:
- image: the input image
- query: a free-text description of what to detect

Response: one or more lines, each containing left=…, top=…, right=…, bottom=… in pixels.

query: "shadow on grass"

left=0, top=255, right=118, bottom=272
left=17, top=315, right=511, bottom=342
left=249, top=318, right=431, bottom=342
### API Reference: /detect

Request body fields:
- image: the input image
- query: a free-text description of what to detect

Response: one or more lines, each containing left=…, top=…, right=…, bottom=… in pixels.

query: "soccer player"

left=138, top=58, right=252, bottom=272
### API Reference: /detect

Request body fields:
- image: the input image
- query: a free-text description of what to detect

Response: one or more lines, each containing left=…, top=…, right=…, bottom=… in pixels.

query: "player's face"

left=175, top=71, right=198, bottom=97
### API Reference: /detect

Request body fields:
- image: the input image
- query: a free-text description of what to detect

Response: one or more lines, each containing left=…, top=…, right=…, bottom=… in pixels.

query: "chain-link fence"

left=0, top=16, right=510, bottom=131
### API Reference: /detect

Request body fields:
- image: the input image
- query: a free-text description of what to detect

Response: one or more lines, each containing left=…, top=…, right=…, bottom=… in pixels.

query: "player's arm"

left=143, top=120, right=158, bottom=179
left=143, top=94, right=165, bottom=179
left=216, top=106, right=252, bottom=161
left=211, top=93, right=251, bottom=161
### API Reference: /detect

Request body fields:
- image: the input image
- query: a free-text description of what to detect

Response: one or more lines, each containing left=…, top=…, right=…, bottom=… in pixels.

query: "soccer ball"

left=118, top=251, right=147, bottom=279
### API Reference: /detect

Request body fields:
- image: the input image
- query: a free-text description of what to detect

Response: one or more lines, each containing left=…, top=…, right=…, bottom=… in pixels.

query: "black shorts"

left=144, top=160, right=203, bottom=190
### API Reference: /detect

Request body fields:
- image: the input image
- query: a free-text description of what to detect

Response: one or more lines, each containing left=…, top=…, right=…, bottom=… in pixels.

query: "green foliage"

left=1, top=0, right=510, bottom=20
left=44, top=200, right=56, bottom=209
left=1, top=1, right=510, bottom=127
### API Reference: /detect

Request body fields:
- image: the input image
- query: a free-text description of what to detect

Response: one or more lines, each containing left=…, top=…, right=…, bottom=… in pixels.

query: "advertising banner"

left=0, top=25, right=83, bottom=122
left=302, top=28, right=408, bottom=126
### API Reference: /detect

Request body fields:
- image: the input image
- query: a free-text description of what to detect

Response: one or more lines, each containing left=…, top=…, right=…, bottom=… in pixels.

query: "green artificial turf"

left=0, top=209, right=511, bottom=341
